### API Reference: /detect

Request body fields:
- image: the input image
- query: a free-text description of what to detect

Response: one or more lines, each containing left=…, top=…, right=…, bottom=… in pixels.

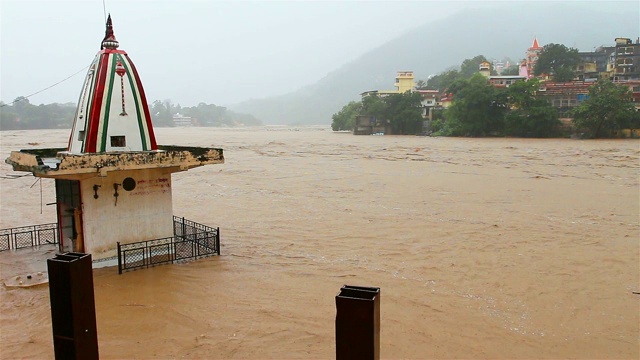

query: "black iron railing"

left=0, top=223, right=58, bottom=251
left=117, top=217, right=219, bottom=274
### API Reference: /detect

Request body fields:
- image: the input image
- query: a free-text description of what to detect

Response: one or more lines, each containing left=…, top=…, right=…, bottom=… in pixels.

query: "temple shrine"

left=5, top=15, right=224, bottom=261
left=525, top=37, right=543, bottom=79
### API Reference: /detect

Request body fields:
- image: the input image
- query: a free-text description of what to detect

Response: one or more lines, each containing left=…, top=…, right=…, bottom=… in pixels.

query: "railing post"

left=171, top=236, right=175, bottom=264
left=144, top=240, right=149, bottom=269
left=182, top=217, right=186, bottom=240
left=117, top=242, right=122, bottom=275
left=216, top=227, right=220, bottom=255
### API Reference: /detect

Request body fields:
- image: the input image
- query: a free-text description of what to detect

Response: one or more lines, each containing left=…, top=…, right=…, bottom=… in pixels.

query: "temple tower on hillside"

left=6, top=15, right=224, bottom=260
left=526, top=37, right=543, bottom=78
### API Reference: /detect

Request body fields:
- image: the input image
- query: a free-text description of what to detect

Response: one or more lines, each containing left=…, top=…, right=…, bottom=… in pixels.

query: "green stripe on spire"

left=99, top=55, right=117, bottom=152
left=119, top=56, right=148, bottom=151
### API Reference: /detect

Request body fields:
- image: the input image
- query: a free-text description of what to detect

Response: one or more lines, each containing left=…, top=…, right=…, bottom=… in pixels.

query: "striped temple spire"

left=529, top=37, right=542, bottom=50
left=68, top=15, right=157, bottom=153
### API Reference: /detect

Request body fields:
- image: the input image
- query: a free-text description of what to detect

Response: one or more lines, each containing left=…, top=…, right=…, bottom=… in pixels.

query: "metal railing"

left=117, top=217, right=220, bottom=274
left=0, top=223, right=59, bottom=251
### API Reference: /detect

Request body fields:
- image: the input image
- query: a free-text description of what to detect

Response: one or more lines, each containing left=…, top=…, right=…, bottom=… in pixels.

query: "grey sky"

left=0, top=1, right=614, bottom=107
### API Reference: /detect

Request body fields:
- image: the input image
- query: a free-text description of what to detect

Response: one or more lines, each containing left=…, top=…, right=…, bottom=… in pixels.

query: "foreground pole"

left=335, top=285, right=380, bottom=360
left=47, top=252, right=99, bottom=360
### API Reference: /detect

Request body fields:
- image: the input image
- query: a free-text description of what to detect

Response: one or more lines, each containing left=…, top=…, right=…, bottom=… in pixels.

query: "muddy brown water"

left=1, top=127, right=638, bottom=359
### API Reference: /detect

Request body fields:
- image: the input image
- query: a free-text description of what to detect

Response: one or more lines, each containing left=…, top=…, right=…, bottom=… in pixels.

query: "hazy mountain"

left=230, top=3, right=639, bottom=125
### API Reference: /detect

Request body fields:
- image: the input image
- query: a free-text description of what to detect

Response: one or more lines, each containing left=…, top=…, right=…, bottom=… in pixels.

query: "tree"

left=150, top=100, right=174, bottom=127
left=442, top=73, right=506, bottom=136
left=460, top=55, right=489, bottom=78
left=331, top=101, right=362, bottom=131
left=534, top=43, right=580, bottom=82
left=503, top=79, right=559, bottom=137
left=426, top=69, right=460, bottom=90
left=425, top=55, right=488, bottom=91
left=382, top=92, right=424, bottom=135
left=572, top=80, right=638, bottom=138
left=0, top=97, right=75, bottom=130
left=0, top=103, right=20, bottom=130
left=361, top=94, right=386, bottom=120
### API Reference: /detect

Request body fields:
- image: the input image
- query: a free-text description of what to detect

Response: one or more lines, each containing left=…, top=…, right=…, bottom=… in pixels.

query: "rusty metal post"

left=216, top=227, right=220, bottom=255
left=335, top=285, right=380, bottom=360
left=117, top=242, right=122, bottom=274
left=47, top=252, right=99, bottom=360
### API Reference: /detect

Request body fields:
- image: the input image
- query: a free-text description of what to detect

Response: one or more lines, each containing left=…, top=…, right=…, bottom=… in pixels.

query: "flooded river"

left=1, top=127, right=638, bottom=359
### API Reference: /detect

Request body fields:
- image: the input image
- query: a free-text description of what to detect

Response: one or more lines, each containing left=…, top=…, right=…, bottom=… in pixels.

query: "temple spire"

left=530, top=37, right=541, bottom=50
left=101, top=14, right=120, bottom=50
left=68, top=13, right=157, bottom=153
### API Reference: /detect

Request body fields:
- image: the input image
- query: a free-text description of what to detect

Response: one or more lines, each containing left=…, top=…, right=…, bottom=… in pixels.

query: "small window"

left=78, top=130, right=85, bottom=141
left=111, top=136, right=126, bottom=147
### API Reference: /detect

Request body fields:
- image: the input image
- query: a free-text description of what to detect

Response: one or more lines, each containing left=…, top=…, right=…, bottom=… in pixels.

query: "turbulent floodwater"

left=1, top=127, right=639, bottom=359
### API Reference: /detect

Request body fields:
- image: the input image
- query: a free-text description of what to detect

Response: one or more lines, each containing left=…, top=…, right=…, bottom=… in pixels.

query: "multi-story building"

left=577, top=45, right=615, bottom=81
left=394, top=71, right=416, bottom=93
left=612, top=37, right=640, bottom=81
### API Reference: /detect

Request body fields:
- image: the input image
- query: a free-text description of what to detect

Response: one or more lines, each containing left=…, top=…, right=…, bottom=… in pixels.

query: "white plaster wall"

left=80, top=168, right=174, bottom=259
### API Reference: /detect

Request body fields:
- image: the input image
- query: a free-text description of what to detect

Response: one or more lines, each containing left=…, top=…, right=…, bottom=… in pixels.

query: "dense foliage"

left=382, top=92, right=424, bottom=135
left=533, top=43, right=580, bottom=82
left=331, top=92, right=423, bottom=134
left=502, top=79, right=560, bottom=137
left=0, top=98, right=75, bottom=130
left=150, top=100, right=261, bottom=127
left=440, top=74, right=506, bottom=136
left=435, top=75, right=560, bottom=137
left=331, top=101, right=362, bottom=131
left=424, top=55, right=489, bottom=91
left=572, top=80, right=639, bottom=138
left=0, top=97, right=261, bottom=130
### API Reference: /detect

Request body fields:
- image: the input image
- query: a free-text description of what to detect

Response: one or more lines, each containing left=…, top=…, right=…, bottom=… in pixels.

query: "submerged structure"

left=6, top=15, right=224, bottom=260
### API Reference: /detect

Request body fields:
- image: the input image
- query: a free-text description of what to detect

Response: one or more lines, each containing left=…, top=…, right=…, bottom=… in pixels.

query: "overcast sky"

left=0, top=1, right=618, bottom=107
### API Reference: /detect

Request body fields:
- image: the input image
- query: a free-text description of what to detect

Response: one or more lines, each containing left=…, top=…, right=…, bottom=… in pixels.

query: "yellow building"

left=361, top=71, right=416, bottom=98
left=394, top=71, right=416, bottom=93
